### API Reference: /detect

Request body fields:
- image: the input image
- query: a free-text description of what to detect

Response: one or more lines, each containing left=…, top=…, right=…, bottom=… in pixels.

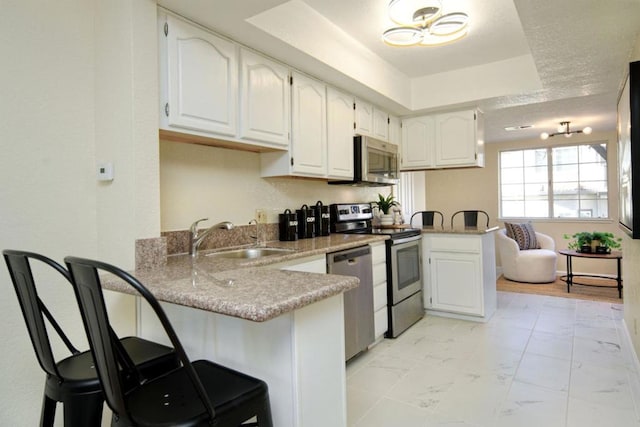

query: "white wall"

left=623, top=34, right=640, bottom=362
left=159, top=140, right=389, bottom=230
left=0, top=1, right=159, bottom=425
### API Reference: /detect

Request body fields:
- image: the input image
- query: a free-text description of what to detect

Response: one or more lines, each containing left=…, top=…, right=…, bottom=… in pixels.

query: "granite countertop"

left=102, top=234, right=388, bottom=322
left=420, top=226, right=500, bottom=235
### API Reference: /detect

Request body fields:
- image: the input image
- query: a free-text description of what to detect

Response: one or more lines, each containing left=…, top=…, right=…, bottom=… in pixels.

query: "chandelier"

left=540, top=121, right=593, bottom=140
left=382, top=0, right=469, bottom=47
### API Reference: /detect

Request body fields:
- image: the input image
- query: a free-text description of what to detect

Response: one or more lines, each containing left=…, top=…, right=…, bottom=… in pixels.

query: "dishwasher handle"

left=328, top=246, right=371, bottom=264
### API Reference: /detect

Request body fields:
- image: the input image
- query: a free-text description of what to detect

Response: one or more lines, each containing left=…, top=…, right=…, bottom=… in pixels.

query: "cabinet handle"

left=165, top=103, right=169, bottom=117
left=164, top=22, right=168, bottom=37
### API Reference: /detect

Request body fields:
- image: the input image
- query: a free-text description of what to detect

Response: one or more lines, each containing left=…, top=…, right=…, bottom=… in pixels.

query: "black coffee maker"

left=313, top=200, right=330, bottom=236
left=296, top=204, right=316, bottom=239
left=278, top=209, right=298, bottom=241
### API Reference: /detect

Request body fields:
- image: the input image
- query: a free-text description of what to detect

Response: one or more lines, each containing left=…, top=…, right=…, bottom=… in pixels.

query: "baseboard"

left=620, top=318, right=640, bottom=421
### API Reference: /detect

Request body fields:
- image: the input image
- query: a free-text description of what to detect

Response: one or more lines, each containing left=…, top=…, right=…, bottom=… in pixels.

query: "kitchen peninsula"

left=101, top=234, right=386, bottom=427
left=421, top=227, right=498, bottom=321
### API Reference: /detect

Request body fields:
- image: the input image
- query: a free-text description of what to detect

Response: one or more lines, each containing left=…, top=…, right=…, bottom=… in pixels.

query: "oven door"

left=388, top=235, right=423, bottom=304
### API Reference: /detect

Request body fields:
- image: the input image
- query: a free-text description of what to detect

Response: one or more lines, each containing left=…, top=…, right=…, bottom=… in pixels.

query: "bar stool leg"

left=40, top=394, right=56, bottom=427
left=63, top=391, right=103, bottom=427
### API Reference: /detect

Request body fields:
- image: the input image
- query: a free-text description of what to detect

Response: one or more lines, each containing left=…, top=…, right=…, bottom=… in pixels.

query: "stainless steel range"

left=330, top=203, right=424, bottom=338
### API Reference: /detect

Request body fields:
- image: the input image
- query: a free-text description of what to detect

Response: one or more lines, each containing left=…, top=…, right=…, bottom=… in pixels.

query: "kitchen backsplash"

left=162, top=223, right=280, bottom=256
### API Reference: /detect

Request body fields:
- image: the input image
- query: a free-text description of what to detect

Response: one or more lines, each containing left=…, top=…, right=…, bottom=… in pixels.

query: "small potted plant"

left=371, top=193, right=398, bottom=225
left=564, top=232, right=593, bottom=253
left=591, top=231, right=622, bottom=253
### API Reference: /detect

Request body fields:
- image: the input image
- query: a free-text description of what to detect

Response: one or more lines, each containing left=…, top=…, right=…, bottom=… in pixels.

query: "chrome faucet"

left=189, top=218, right=234, bottom=257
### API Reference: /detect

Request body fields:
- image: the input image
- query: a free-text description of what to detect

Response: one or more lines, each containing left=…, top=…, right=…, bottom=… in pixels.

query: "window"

left=397, top=172, right=414, bottom=223
left=500, top=142, right=608, bottom=219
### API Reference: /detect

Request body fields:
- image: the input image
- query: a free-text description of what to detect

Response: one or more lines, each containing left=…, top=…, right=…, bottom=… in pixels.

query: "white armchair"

left=496, top=228, right=558, bottom=283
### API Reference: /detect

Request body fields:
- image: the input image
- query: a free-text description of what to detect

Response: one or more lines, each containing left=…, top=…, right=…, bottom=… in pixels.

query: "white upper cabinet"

left=261, top=72, right=327, bottom=178
left=160, top=13, right=238, bottom=137
left=239, top=48, right=290, bottom=148
left=373, top=108, right=389, bottom=142
left=401, top=109, right=484, bottom=171
left=435, top=110, right=484, bottom=167
left=388, top=115, right=401, bottom=145
left=291, top=72, right=327, bottom=176
left=326, top=87, right=354, bottom=179
left=354, top=99, right=374, bottom=137
left=355, top=99, right=390, bottom=142
left=401, top=115, right=436, bottom=170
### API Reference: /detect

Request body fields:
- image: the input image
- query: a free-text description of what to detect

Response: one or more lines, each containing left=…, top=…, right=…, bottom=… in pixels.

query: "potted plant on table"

left=564, top=231, right=622, bottom=253
left=371, top=193, right=398, bottom=225
left=591, top=231, right=622, bottom=253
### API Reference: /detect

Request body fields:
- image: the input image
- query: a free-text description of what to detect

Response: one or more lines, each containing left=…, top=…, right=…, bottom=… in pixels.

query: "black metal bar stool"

left=65, top=256, right=273, bottom=427
left=410, top=210, right=444, bottom=228
left=3, top=250, right=179, bottom=427
left=450, top=210, right=490, bottom=229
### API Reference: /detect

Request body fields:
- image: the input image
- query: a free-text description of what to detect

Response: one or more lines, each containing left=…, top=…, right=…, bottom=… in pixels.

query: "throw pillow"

left=505, top=222, right=539, bottom=250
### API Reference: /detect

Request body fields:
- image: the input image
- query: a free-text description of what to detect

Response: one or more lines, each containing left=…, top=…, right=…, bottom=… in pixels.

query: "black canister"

left=278, top=209, right=298, bottom=241
left=296, top=204, right=316, bottom=239
left=313, top=200, right=330, bottom=236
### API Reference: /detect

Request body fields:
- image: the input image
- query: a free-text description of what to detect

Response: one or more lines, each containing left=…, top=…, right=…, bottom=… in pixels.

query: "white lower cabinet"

left=138, top=254, right=347, bottom=427
left=423, top=232, right=497, bottom=321
left=371, top=242, right=388, bottom=340
left=430, top=251, right=482, bottom=315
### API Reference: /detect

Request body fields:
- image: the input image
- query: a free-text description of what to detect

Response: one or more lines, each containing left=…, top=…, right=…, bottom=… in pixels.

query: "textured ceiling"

left=158, top=0, right=640, bottom=143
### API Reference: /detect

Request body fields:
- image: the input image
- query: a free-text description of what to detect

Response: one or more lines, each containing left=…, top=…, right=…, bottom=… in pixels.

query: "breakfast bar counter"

left=101, top=233, right=387, bottom=427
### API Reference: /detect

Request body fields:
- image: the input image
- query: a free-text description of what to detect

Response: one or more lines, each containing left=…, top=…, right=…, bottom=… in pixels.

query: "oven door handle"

left=390, top=235, right=422, bottom=245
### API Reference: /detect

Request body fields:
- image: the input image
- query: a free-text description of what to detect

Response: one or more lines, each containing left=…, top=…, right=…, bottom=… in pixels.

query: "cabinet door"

left=326, top=87, right=354, bottom=179
left=430, top=251, right=483, bottom=316
left=291, top=72, right=327, bottom=177
left=239, top=49, right=290, bottom=147
left=163, top=14, right=237, bottom=136
left=401, top=116, right=435, bottom=170
left=388, top=115, right=401, bottom=145
left=435, top=110, right=478, bottom=166
left=373, top=108, right=389, bottom=142
left=354, top=99, right=374, bottom=137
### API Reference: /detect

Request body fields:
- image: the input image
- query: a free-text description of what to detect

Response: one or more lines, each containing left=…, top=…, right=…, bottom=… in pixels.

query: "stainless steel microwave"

left=329, top=135, right=399, bottom=186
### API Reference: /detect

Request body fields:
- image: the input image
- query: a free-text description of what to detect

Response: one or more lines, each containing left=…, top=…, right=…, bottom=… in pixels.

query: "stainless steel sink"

left=205, top=247, right=295, bottom=259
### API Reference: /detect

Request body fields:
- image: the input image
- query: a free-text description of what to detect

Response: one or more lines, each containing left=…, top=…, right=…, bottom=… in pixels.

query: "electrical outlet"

left=256, top=209, right=267, bottom=224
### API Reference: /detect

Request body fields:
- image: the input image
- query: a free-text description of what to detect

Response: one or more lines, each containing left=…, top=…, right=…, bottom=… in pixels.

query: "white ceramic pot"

left=380, top=214, right=394, bottom=225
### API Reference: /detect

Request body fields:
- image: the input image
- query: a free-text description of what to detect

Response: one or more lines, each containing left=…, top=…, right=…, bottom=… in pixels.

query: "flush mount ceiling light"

left=382, top=0, right=469, bottom=47
left=504, top=124, right=534, bottom=131
left=540, top=121, right=593, bottom=140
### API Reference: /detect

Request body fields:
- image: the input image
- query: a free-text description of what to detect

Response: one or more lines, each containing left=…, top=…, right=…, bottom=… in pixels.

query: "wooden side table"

left=558, top=249, right=623, bottom=298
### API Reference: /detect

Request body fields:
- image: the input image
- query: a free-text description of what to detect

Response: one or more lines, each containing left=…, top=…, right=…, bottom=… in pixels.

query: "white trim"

left=620, top=319, right=640, bottom=421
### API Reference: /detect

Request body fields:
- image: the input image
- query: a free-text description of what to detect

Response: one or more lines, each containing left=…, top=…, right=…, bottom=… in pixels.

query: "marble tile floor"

left=346, top=291, right=640, bottom=427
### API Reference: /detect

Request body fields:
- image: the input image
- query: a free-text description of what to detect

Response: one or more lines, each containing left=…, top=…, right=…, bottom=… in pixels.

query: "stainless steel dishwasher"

left=327, top=245, right=374, bottom=361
